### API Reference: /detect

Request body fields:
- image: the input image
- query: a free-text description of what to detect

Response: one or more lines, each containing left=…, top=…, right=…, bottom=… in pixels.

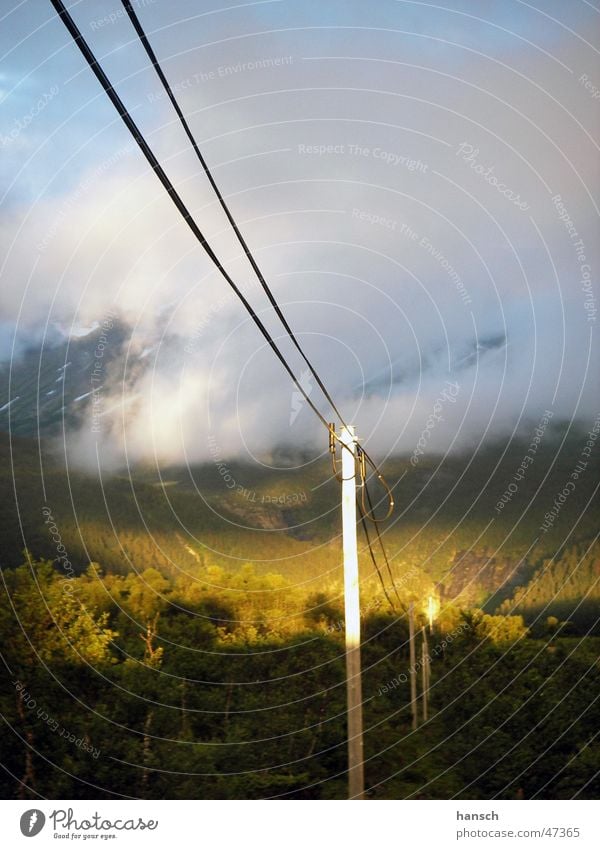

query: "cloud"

left=1, top=0, right=598, bottom=468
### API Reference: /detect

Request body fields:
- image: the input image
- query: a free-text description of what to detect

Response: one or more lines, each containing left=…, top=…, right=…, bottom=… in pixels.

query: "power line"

left=51, top=2, right=402, bottom=801
left=357, top=497, right=396, bottom=612
left=119, top=0, right=349, bottom=432
left=118, top=0, right=394, bottom=515
left=49, top=0, right=394, bottom=522
left=364, top=479, right=405, bottom=611
left=49, top=0, right=335, bottom=436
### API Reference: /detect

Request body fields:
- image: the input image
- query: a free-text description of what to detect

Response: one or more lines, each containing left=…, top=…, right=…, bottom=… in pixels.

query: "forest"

left=1, top=428, right=599, bottom=799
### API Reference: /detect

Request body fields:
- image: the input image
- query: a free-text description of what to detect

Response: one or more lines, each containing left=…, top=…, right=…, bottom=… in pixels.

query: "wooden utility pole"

left=340, top=425, right=364, bottom=800
left=408, top=602, right=418, bottom=730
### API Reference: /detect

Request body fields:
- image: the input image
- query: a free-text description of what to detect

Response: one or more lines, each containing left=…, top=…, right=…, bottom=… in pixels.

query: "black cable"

left=119, top=0, right=348, bottom=429
left=364, top=479, right=405, bottom=611
left=356, top=497, right=395, bottom=612
left=50, top=0, right=394, bottom=518
left=117, top=0, right=395, bottom=512
left=49, top=0, right=335, bottom=435
left=360, top=453, right=395, bottom=522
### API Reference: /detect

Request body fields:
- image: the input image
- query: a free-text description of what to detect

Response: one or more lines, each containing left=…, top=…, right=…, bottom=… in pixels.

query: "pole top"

left=340, top=424, right=356, bottom=446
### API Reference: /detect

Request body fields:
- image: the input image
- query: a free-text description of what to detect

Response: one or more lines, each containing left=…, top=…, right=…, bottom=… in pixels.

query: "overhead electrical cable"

left=364, top=479, right=406, bottom=611
left=49, top=0, right=336, bottom=435
left=357, top=498, right=395, bottom=612
left=119, top=0, right=349, bottom=430
left=52, top=5, right=402, bottom=797
left=118, top=0, right=394, bottom=515
left=49, top=0, right=393, bottom=521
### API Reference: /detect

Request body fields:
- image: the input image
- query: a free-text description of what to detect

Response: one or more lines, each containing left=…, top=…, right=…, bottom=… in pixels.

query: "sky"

left=0, top=0, right=598, bottom=468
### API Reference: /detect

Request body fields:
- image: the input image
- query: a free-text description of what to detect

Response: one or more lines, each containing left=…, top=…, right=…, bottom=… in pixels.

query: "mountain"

left=1, top=422, right=598, bottom=630
left=1, top=325, right=597, bottom=627
left=0, top=320, right=131, bottom=437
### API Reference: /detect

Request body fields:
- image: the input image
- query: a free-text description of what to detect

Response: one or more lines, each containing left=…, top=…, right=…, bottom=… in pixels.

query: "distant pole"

left=421, top=627, right=429, bottom=723
left=340, top=425, right=364, bottom=800
left=428, top=595, right=435, bottom=632
left=408, top=602, right=418, bottom=730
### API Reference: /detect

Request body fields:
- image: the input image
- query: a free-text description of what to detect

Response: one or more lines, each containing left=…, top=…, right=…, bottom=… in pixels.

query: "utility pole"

left=421, top=626, right=429, bottom=723
left=340, top=425, right=364, bottom=800
left=428, top=595, right=435, bottom=631
left=408, top=602, right=418, bottom=730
